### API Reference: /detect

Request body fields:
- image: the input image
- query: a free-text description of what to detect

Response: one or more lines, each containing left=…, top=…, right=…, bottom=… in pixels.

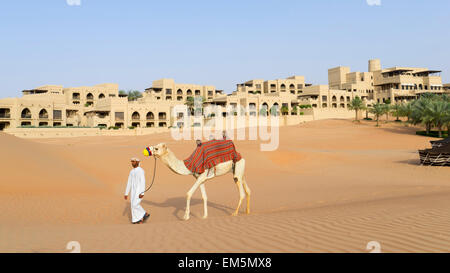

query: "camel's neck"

left=159, top=148, right=192, bottom=176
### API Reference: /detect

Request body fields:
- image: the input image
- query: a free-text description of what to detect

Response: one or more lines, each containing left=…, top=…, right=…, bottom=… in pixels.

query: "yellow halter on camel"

left=142, top=147, right=152, bottom=157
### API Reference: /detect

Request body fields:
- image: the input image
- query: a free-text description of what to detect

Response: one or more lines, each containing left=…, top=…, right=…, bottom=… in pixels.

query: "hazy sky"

left=0, top=0, right=449, bottom=98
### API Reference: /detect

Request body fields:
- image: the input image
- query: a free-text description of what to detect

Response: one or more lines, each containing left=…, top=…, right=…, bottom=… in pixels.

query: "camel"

left=146, top=143, right=251, bottom=221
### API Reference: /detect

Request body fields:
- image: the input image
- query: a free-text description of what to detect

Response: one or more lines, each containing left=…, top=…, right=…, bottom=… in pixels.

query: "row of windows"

left=72, top=93, right=109, bottom=100
left=347, top=89, right=374, bottom=93
left=400, top=84, right=442, bottom=91
left=116, top=112, right=167, bottom=120
left=19, top=108, right=64, bottom=119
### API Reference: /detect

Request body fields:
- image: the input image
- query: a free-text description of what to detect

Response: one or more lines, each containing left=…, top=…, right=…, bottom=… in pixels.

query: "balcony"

left=0, top=114, right=11, bottom=119
left=391, top=89, right=417, bottom=97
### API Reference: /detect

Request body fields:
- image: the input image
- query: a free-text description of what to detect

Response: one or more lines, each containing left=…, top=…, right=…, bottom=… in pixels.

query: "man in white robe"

left=124, top=158, right=150, bottom=224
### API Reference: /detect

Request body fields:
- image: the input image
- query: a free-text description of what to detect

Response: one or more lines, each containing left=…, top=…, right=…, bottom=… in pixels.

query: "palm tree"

left=399, top=101, right=413, bottom=122
left=270, top=105, right=279, bottom=116
left=348, top=96, right=365, bottom=122
left=428, top=100, right=449, bottom=138
left=382, top=103, right=391, bottom=121
left=411, top=97, right=434, bottom=135
left=119, top=90, right=143, bottom=101
left=390, top=103, right=402, bottom=121
left=185, top=97, right=195, bottom=115
left=259, top=107, right=267, bottom=117
left=370, top=103, right=386, bottom=127
left=281, top=106, right=289, bottom=116
left=185, top=96, right=205, bottom=116
left=128, top=90, right=143, bottom=101
left=291, top=105, right=298, bottom=115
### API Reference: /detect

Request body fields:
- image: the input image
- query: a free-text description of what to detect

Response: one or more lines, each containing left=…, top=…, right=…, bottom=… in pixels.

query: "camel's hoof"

left=202, top=215, right=208, bottom=219
left=231, top=212, right=238, bottom=217
left=183, top=215, right=190, bottom=221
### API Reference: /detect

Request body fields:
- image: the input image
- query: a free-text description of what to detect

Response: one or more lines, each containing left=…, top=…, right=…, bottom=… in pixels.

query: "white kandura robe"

left=125, top=166, right=147, bottom=223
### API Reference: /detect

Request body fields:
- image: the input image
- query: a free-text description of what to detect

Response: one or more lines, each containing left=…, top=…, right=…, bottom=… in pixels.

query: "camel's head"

left=143, top=143, right=168, bottom=159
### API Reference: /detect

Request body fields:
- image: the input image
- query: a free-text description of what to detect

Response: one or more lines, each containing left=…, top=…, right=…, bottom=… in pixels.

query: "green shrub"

left=363, top=117, right=373, bottom=121
left=416, top=131, right=449, bottom=138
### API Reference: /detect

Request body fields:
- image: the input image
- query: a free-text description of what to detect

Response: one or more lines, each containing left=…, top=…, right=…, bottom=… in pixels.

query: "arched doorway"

left=271, top=103, right=279, bottom=116
left=260, top=103, right=269, bottom=116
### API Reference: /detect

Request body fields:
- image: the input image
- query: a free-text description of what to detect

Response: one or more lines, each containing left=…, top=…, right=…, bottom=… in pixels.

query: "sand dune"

left=1, top=119, right=450, bottom=252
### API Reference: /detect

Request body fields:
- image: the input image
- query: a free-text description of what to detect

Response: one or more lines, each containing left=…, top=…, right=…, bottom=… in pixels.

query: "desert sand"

left=1, top=119, right=449, bottom=253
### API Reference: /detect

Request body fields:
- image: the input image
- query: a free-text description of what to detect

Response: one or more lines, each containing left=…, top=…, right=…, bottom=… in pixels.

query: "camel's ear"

left=161, top=143, right=167, bottom=149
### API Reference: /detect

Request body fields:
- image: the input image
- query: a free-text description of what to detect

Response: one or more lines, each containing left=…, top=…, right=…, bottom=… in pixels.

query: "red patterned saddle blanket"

left=184, top=139, right=242, bottom=174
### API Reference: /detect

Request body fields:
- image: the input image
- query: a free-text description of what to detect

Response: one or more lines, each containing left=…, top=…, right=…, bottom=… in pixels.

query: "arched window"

left=186, top=89, right=192, bottom=96
left=39, top=109, right=48, bottom=119
left=177, top=89, right=183, bottom=95
left=87, top=93, right=94, bottom=100
left=131, top=112, right=140, bottom=120
left=99, top=93, right=105, bottom=99
left=21, top=108, right=32, bottom=119
left=146, top=112, right=154, bottom=120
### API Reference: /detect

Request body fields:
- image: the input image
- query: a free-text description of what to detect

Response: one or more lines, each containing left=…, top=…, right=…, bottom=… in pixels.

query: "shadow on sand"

left=375, top=125, right=418, bottom=136
left=122, top=203, right=131, bottom=222
left=395, top=159, right=421, bottom=166
left=141, top=197, right=233, bottom=220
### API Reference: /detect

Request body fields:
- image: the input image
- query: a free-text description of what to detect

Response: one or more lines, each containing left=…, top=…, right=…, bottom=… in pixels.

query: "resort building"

left=0, top=83, right=120, bottom=131
left=211, top=76, right=312, bottom=117
left=298, top=59, right=445, bottom=109
left=0, top=79, right=227, bottom=131
left=444, top=83, right=450, bottom=93
left=144, top=78, right=224, bottom=103
left=298, top=85, right=356, bottom=109
left=373, top=67, right=444, bottom=103
left=0, top=59, right=447, bottom=133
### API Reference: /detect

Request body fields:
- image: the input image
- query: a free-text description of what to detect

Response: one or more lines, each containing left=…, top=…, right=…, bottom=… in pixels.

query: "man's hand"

left=124, top=195, right=128, bottom=200
left=139, top=194, right=144, bottom=199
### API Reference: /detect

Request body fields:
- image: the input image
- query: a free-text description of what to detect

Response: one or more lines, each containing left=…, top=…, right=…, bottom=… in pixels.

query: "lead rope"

left=141, top=156, right=157, bottom=195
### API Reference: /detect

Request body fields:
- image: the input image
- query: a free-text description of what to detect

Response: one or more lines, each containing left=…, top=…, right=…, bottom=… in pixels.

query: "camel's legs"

left=232, top=177, right=245, bottom=216
left=242, top=177, right=251, bottom=214
left=184, top=174, right=207, bottom=221
left=200, top=183, right=208, bottom=219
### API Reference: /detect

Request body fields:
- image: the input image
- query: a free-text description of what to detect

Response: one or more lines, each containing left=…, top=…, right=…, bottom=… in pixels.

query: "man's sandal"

left=143, top=213, right=150, bottom=222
